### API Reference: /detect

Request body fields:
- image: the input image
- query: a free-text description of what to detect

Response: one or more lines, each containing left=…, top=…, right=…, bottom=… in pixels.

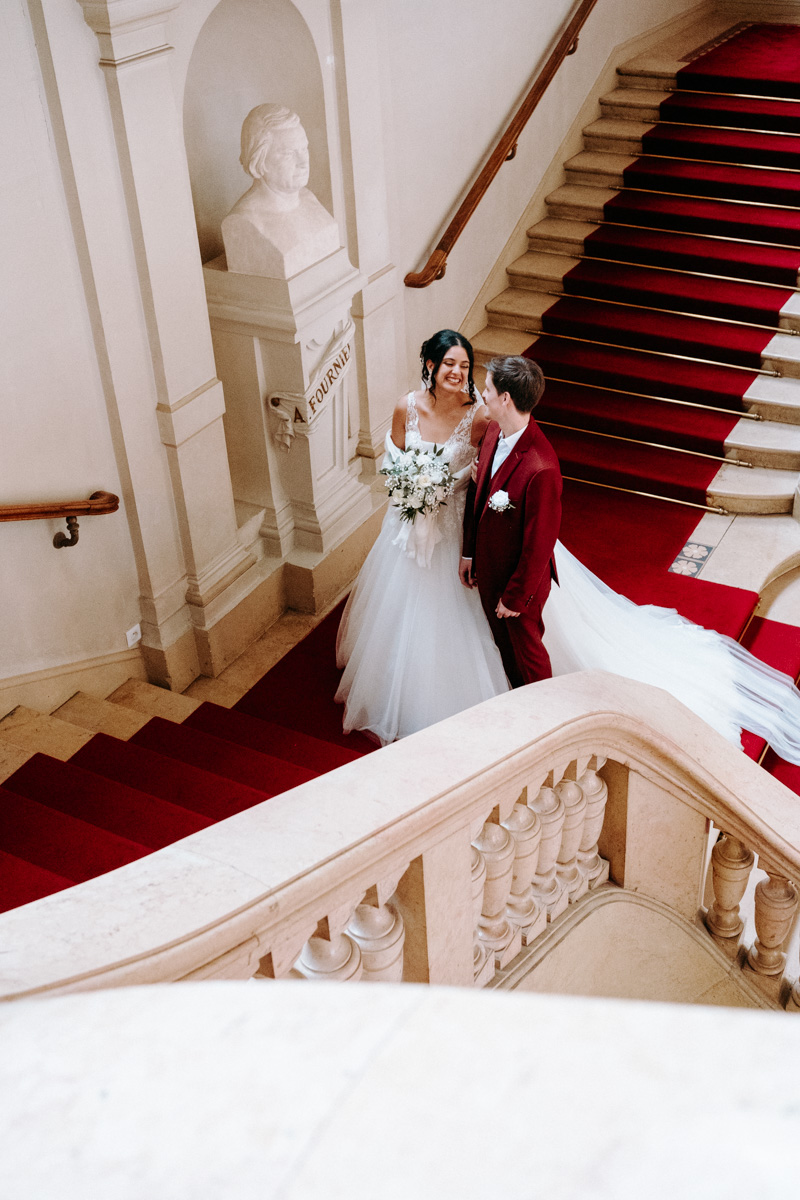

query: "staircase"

left=473, top=26, right=800, bottom=514
left=0, top=603, right=377, bottom=916
left=6, top=22, right=800, bottom=927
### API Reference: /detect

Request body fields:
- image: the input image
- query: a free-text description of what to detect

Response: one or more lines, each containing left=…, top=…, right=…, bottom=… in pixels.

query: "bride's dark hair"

left=420, top=330, right=478, bottom=404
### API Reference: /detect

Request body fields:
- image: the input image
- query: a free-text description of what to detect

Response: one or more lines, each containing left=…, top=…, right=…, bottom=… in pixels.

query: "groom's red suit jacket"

left=463, top=418, right=562, bottom=615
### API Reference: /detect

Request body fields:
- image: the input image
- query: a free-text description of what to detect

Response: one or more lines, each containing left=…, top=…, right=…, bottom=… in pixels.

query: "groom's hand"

left=495, top=599, right=520, bottom=619
left=459, top=557, right=475, bottom=588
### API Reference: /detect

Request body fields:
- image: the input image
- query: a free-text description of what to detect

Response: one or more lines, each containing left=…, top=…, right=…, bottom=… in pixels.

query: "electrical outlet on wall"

left=126, top=624, right=142, bottom=649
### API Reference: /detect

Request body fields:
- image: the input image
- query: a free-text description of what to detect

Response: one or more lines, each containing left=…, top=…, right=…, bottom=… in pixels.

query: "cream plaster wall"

left=379, top=0, right=706, bottom=384
left=0, top=0, right=142, bottom=680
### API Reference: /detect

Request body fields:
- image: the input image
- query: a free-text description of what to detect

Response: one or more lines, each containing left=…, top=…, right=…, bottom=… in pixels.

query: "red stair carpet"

left=0, top=601, right=372, bottom=917
left=676, top=23, right=800, bottom=99
left=526, top=23, right=800, bottom=509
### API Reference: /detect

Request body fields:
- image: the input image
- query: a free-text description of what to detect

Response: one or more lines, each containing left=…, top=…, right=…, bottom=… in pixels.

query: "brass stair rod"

left=541, top=373, right=763, bottom=420
left=536, top=287, right=796, bottom=335
left=536, top=418, right=753, bottom=466
left=597, top=218, right=800, bottom=256
left=560, top=474, right=729, bottom=514
left=637, top=121, right=800, bottom=142
left=560, top=251, right=800, bottom=296
left=532, top=328, right=782, bottom=374
left=532, top=329, right=781, bottom=375
left=617, top=183, right=800, bottom=214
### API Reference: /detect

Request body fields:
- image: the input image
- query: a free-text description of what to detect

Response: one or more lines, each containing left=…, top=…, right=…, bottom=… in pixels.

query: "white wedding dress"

left=337, top=395, right=800, bottom=761
left=336, top=394, right=508, bottom=744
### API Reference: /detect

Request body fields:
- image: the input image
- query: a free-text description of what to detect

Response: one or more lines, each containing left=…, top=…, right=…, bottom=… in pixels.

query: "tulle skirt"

left=336, top=493, right=508, bottom=745
left=545, top=543, right=800, bottom=763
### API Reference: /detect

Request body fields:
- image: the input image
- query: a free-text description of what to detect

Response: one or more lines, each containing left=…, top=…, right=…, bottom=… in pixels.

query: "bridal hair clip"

left=488, top=490, right=514, bottom=513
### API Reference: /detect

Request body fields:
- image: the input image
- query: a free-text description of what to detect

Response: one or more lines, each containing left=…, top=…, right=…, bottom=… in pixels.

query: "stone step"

left=600, top=87, right=669, bottom=124
left=545, top=184, right=615, bottom=223
left=0, top=706, right=93, bottom=761
left=616, top=64, right=675, bottom=92
left=107, top=678, right=201, bottom=723
left=485, top=288, right=554, bottom=332
left=583, top=118, right=650, bottom=156
left=526, top=217, right=599, bottom=255
left=507, top=250, right=581, bottom=290
left=471, top=326, right=535, bottom=364
left=707, top=462, right=800, bottom=515
left=0, top=741, right=36, bottom=785
left=564, top=150, right=635, bottom=190
left=744, top=375, right=800, bottom=425
left=726, top=417, right=800, bottom=471
left=614, top=13, right=737, bottom=95
left=53, top=692, right=151, bottom=740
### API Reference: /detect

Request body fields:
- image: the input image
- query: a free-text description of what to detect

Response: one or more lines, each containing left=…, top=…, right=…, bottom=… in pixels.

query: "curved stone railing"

left=2, top=671, right=800, bottom=1005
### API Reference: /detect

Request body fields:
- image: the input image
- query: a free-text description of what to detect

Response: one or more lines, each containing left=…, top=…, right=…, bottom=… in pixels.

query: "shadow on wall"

left=183, top=0, right=330, bottom=264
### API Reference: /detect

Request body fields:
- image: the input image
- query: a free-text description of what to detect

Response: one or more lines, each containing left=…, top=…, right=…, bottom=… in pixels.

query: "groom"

left=459, top=356, right=561, bottom=687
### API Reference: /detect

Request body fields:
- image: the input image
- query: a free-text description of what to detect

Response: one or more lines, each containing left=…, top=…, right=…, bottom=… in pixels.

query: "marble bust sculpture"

left=222, top=104, right=340, bottom=279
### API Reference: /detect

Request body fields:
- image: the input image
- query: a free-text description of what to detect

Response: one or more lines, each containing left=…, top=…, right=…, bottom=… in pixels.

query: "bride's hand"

left=470, top=459, right=478, bottom=484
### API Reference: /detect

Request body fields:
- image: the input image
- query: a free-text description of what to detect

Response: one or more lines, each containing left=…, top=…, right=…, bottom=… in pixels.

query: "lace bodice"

left=405, top=391, right=479, bottom=476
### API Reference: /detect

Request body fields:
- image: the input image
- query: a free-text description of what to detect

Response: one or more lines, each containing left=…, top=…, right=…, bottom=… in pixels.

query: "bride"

left=336, top=330, right=800, bottom=762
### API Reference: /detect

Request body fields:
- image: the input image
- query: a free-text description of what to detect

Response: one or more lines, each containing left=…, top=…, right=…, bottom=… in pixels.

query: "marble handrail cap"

left=2, top=980, right=797, bottom=1197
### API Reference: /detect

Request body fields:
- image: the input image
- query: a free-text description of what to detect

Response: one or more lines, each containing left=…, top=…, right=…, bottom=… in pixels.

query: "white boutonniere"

left=488, top=489, right=514, bottom=513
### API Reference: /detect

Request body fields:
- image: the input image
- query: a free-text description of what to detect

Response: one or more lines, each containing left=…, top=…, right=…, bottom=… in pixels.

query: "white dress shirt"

left=490, top=426, right=525, bottom=476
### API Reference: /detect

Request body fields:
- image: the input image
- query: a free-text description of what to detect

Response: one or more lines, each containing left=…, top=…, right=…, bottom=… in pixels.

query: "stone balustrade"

left=704, top=832, right=800, bottom=1010
left=3, top=672, right=800, bottom=1005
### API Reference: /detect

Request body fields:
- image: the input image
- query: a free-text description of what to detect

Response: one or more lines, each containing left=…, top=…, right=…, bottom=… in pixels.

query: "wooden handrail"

left=404, top=0, right=599, bottom=288
left=0, top=491, right=119, bottom=548
left=0, top=491, right=119, bottom=522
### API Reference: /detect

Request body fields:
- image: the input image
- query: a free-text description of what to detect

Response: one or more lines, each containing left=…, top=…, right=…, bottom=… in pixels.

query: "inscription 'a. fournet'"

left=307, top=343, right=351, bottom=416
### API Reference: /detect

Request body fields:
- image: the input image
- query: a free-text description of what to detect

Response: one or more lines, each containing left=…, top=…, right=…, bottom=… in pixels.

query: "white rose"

left=488, top=489, right=513, bottom=513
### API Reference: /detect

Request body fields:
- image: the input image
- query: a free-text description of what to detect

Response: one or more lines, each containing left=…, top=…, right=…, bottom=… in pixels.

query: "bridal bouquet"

left=381, top=445, right=456, bottom=567
left=381, top=445, right=456, bottom=523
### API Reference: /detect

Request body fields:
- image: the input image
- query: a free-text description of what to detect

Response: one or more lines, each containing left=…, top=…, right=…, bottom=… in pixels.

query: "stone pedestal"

left=204, top=250, right=378, bottom=612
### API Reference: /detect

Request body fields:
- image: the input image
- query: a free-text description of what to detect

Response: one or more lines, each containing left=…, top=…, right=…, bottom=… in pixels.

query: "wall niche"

left=183, top=0, right=330, bottom=264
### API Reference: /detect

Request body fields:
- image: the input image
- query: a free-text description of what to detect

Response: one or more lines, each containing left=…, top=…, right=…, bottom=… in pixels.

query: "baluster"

left=705, top=835, right=754, bottom=940
left=256, top=924, right=316, bottom=980
left=787, top=977, right=800, bottom=1013
left=577, top=758, right=610, bottom=889
left=470, top=844, right=493, bottom=986
left=555, top=776, right=588, bottom=902
left=472, top=819, right=521, bottom=970
left=528, top=784, right=568, bottom=920
left=502, top=802, right=545, bottom=945
left=347, top=883, right=405, bottom=983
left=747, top=872, right=799, bottom=977
left=292, top=909, right=363, bottom=982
